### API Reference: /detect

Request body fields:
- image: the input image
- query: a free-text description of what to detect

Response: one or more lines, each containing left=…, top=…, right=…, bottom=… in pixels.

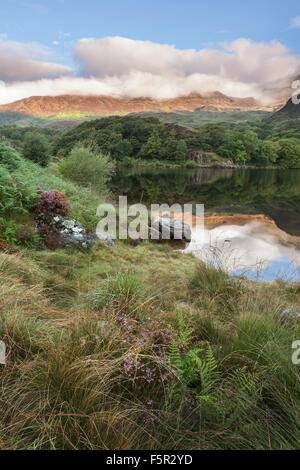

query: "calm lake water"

left=111, top=167, right=300, bottom=282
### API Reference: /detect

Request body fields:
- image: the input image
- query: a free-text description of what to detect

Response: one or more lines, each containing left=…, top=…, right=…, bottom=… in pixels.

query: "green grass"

left=0, top=243, right=299, bottom=450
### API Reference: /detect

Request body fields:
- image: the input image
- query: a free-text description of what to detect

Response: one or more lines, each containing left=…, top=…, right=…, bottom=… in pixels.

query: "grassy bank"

left=0, top=241, right=299, bottom=450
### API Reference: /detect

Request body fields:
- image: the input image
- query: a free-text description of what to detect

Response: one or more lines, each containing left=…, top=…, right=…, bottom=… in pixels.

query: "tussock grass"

left=0, top=244, right=299, bottom=450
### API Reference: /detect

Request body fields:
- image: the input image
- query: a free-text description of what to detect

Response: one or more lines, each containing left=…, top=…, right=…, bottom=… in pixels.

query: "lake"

left=111, top=167, right=300, bottom=282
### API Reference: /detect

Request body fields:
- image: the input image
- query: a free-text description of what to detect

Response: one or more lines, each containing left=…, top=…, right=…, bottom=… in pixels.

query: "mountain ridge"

left=0, top=92, right=280, bottom=117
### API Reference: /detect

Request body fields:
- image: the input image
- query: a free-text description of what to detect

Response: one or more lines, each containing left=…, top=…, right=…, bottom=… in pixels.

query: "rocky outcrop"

left=35, top=215, right=115, bottom=250
left=189, top=151, right=215, bottom=165
left=150, top=214, right=191, bottom=242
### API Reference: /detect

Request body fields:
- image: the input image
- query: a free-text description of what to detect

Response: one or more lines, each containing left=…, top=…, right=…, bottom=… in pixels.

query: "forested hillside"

left=1, top=104, right=300, bottom=168
left=53, top=113, right=300, bottom=167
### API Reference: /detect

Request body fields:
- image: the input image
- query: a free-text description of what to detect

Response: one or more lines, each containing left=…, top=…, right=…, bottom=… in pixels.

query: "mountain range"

left=0, top=91, right=284, bottom=118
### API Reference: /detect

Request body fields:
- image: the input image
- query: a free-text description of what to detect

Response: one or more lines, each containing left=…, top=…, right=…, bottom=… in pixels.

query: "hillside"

left=274, top=97, right=300, bottom=119
left=0, top=92, right=275, bottom=118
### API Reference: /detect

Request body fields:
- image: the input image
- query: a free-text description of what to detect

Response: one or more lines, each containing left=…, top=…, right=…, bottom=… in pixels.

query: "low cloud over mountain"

left=0, top=36, right=299, bottom=105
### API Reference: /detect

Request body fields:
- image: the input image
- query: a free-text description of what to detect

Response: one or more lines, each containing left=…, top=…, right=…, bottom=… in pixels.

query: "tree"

left=243, top=130, right=260, bottom=162
left=261, top=140, right=278, bottom=165
left=278, top=139, right=300, bottom=168
left=175, top=140, right=188, bottom=163
left=111, top=139, right=133, bottom=160
left=163, top=138, right=177, bottom=160
left=23, top=132, right=50, bottom=166
left=235, top=149, right=248, bottom=165
left=217, top=131, right=246, bottom=161
left=143, top=132, right=162, bottom=159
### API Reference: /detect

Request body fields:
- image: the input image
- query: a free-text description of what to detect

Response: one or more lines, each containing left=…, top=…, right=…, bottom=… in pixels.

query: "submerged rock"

left=150, top=215, right=192, bottom=242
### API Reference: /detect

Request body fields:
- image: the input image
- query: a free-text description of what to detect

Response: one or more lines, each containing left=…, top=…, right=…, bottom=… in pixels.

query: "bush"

left=35, top=188, right=72, bottom=217
left=0, top=142, right=22, bottom=170
left=11, top=158, right=102, bottom=231
left=0, top=165, right=27, bottom=218
left=59, top=145, right=114, bottom=191
left=23, top=132, right=50, bottom=166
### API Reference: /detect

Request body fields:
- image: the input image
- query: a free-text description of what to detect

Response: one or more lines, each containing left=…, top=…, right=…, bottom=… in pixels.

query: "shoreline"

left=120, top=160, right=289, bottom=171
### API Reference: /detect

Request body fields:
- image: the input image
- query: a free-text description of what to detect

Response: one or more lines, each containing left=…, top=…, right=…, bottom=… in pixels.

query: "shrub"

left=59, top=145, right=114, bottom=191
left=0, top=142, right=22, bottom=170
left=11, top=158, right=101, bottom=230
left=0, top=165, right=27, bottom=218
left=35, top=187, right=72, bottom=217
left=23, top=132, right=50, bottom=166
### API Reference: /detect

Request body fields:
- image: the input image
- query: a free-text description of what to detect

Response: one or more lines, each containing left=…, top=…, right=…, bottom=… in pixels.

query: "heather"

left=0, top=152, right=107, bottom=245
left=0, top=245, right=299, bottom=450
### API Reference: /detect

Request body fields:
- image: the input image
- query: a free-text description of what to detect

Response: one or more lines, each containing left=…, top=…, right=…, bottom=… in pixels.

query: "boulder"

left=36, top=214, right=114, bottom=250
left=150, top=215, right=191, bottom=242
left=278, top=306, right=300, bottom=324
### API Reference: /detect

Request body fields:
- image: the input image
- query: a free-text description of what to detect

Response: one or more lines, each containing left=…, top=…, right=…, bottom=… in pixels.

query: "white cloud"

left=0, top=33, right=8, bottom=40
left=0, top=40, right=71, bottom=82
left=0, top=36, right=299, bottom=104
left=74, top=36, right=300, bottom=86
left=72, top=36, right=300, bottom=103
left=290, top=16, right=300, bottom=28
left=0, top=73, right=265, bottom=105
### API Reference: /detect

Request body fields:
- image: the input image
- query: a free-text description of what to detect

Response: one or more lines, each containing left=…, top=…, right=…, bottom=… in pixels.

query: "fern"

left=168, top=312, right=220, bottom=403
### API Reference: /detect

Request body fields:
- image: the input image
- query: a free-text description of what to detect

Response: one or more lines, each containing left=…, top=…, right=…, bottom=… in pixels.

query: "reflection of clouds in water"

left=184, top=221, right=300, bottom=281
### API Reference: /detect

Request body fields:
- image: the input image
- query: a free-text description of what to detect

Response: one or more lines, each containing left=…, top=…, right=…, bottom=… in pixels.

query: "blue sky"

left=0, top=0, right=299, bottom=104
left=1, top=0, right=300, bottom=61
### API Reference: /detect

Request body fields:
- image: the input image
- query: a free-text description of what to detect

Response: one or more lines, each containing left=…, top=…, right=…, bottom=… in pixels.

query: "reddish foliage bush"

left=0, top=241, right=19, bottom=254
left=44, top=228, right=60, bottom=251
left=35, top=187, right=72, bottom=217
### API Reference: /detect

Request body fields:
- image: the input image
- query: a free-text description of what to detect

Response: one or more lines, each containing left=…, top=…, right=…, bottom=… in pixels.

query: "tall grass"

left=0, top=247, right=299, bottom=450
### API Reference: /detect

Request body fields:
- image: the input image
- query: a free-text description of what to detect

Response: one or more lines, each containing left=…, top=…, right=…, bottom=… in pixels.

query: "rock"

left=129, top=238, right=143, bottom=247
left=278, top=306, right=300, bottom=324
left=56, top=231, right=97, bottom=250
left=150, top=215, right=191, bottom=242
left=36, top=215, right=99, bottom=250
left=176, top=301, right=191, bottom=310
left=96, top=233, right=116, bottom=247
left=149, top=226, right=162, bottom=241
left=226, top=277, right=248, bottom=288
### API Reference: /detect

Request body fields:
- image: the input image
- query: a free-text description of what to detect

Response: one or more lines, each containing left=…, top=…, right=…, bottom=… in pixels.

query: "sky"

left=0, top=0, right=300, bottom=104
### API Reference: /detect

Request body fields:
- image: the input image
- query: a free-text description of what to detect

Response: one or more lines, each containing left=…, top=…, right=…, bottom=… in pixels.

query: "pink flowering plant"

left=35, top=187, right=72, bottom=217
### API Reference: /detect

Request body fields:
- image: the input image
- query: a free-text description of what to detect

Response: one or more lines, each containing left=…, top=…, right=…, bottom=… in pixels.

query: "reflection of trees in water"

left=186, top=168, right=233, bottom=185
left=111, top=167, right=300, bottom=235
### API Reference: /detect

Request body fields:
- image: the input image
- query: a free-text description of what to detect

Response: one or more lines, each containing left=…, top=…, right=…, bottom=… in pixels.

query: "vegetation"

left=1, top=108, right=300, bottom=168
left=59, top=145, right=114, bottom=191
left=0, top=243, right=299, bottom=450
left=0, top=110, right=300, bottom=449
left=22, top=132, right=51, bottom=166
left=0, top=142, right=109, bottom=245
left=51, top=114, right=300, bottom=168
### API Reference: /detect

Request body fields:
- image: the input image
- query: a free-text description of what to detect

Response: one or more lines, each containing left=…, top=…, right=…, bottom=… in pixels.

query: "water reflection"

left=112, top=166, right=300, bottom=281
left=184, top=220, right=300, bottom=282
left=112, top=166, right=300, bottom=236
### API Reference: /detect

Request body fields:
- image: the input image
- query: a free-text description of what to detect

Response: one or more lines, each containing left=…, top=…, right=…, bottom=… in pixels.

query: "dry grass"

left=0, top=243, right=299, bottom=450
